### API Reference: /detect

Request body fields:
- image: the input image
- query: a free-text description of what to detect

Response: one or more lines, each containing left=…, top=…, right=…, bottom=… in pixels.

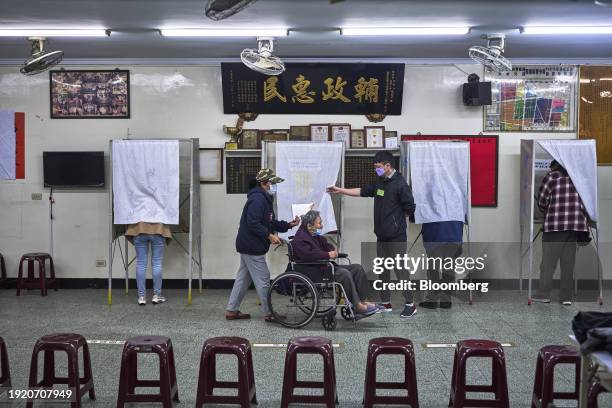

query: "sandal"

left=225, top=311, right=251, bottom=320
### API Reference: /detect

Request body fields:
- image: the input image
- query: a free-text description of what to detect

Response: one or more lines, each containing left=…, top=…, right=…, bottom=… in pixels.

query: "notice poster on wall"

left=401, top=135, right=498, bottom=207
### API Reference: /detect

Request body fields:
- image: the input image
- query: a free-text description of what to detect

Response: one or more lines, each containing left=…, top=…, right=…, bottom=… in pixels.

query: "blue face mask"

left=315, top=228, right=323, bottom=235
left=269, top=184, right=277, bottom=194
left=375, top=167, right=385, bottom=177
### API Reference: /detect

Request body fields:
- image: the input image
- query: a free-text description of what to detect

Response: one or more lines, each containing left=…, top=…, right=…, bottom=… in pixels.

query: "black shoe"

left=418, top=299, right=439, bottom=309
left=439, top=301, right=452, bottom=309
left=400, top=303, right=417, bottom=318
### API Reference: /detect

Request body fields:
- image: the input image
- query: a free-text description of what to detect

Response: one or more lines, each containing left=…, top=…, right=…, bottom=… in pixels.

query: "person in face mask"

left=327, top=151, right=417, bottom=319
left=227, top=168, right=300, bottom=322
left=291, top=210, right=379, bottom=318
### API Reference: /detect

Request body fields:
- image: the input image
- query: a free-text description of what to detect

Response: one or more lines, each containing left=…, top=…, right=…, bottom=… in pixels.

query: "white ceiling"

left=1, top=0, right=612, bottom=61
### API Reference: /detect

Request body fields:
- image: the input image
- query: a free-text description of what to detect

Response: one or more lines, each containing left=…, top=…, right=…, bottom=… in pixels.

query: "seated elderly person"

left=291, top=210, right=379, bottom=318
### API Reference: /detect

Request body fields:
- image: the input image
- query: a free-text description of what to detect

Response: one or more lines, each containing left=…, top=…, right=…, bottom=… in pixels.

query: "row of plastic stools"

left=0, top=335, right=609, bottom=408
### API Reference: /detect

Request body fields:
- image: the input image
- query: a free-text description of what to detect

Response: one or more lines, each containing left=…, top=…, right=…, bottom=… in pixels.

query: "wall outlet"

left=31, top=193, right=43, bottom=200
left=95, top=259, right=106, bottom=267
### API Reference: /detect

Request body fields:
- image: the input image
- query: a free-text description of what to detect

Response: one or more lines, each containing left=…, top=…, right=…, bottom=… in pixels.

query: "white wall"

left=0, top=64, right=609, bottom=281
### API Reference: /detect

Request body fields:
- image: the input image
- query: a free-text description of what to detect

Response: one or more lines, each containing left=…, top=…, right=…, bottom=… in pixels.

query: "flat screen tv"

left=43, top=151, right=105, bottom=188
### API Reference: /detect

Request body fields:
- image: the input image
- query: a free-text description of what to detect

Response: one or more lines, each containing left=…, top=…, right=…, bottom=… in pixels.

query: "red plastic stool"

left=195, top=336, right=257, bottom=408
left=449, top=339, right=509, bottom=408
left=280, top=336, right=337, bottom=408
left=0, top=253, right=7, bottom=288
left=0, top=336, right=11, bottom=393
left=26, top=333, right=95, bottom=408
left=116, top=336, right=179, bottom=408
left=530, top=345, right=580, bottom=408
left=588, top=381, right=609, bottom=408
left=363, top=337, right=419, bottom=408
left=16, top=252, right=57, bottom=296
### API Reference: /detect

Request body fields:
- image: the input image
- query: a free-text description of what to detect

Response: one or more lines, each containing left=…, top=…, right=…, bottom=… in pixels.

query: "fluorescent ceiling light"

left=160, top=28, right=288, bottom=37
left=522, top=26, right=612, bottom=34
left=0, top=29, right=108, bottom=37
left=341, top=27, right=470, bottom=36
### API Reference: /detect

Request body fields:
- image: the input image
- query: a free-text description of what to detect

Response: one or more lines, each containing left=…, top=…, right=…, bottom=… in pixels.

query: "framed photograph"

left=260, top=131, right=288, bottom=143
left=199, top=148, right=223, bottom=184
left=384, top=131, right=398, bottom=149
left=310, top=124, right=330, bottom=142
left=350, top=129, right=366, bottom=149
left=50, top=70, right=130, bottom=118
left=289, top=125, right=310, bottom=141
left=330, top=124, right=351, bottom=145
left=240, top=129, right=259, bottom=149
left=365, top=126, right=385, bottom=148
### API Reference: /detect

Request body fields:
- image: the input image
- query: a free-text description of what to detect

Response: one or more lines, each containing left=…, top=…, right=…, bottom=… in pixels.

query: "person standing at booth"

left=125, top=223, right=172, bottom=305
left=226, top=168, right=300, bottom=322
left=533, top=160, right=589, bottom=305
left=328, top=151, right=417, bottom=318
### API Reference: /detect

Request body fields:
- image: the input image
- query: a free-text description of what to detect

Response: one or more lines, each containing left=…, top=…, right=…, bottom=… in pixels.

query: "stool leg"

left=574, top=358, right=581, bottom=400
left=28, top=259, right=34, bottom=280
left=452, top=353, right=467, bottom=408
left=26, top=344, right=41, bottom=408
left=16, top=258, right=24, bottom=296
left=247, top=347, right=257, bottom=404
left=195, top=351, right=209, bottom=408
left=39, top=261, right=47, bottom=297
left=323, top=351, right=335, bottom=408
left=405, top=352, right=419, bottom=408
left=494, top=355, right=510, bottom=408
left=531, top=354, right=543, bottom=408
left=0, top=341, right=10, bottom=388
left=42, top=350, right=55, bottom=386
left=449, top=349, right=458, bottom=407
left=67, top=350, right=81, bottom=408
left=540, top=360, right=555, bottom=408
left=116, top=349, right=130, bottom=408
left=158, top=351, right=173, bottom=408
left=127, top=352, right=137, bottom=394
left=168, top=345, right=179, bottom=402
left=237, top=354, right=251, bottom=408
left=280, top=350, right=297, bottom=408
left=363, top=351, right=377, bottom=408
left=82, top=342, right=96, bottom=400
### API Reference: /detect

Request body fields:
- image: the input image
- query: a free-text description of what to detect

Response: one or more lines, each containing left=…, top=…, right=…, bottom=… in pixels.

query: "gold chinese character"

left=354, top=77, right=379, bottom=103
left=263, top=77, right=287, bottom=103
left=291, top=74, right=315, bottom=103
left=322, top=76, right=350, bottom=102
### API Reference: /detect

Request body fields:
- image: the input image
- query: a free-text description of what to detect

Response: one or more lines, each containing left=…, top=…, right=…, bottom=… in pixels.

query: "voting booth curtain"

left=112, top=139, right=180, bottom=225
left=0, top=110, right=15, bottom=180
left=275, top=141, right=343, bottom=238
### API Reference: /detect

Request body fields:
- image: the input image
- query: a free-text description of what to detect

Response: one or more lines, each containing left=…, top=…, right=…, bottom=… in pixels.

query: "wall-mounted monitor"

left=43, top=151, right=105, bottom=188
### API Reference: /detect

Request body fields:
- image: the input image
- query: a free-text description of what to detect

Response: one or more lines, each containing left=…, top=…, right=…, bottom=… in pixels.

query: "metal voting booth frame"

left=262, top=141, right=345, bottom=250
left=519, top=139, right=602, bottom=305
left=107, top=138, right=203, bottom=305
left=400, top=140, right=474, bottom=304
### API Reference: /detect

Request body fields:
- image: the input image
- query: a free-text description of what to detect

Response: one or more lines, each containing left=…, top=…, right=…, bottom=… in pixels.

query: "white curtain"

left=0, top=110, right=15, bottom=180
left=409, top=141, right=470, bottom=224
left=538, top=139, right=598, bottom=222
left=112, top=140, right=180, bottom=225
left=276, top=141, right=343, bottom=238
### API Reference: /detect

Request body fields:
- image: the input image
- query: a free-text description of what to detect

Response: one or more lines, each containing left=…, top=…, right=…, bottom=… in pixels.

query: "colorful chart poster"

left=485, top=65, right=577, bottom=132
left=401, top=135, right=498, bottom=207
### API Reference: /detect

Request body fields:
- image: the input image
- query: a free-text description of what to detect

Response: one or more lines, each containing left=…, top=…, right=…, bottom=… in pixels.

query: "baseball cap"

left=256, top=168, right=284, bottom=184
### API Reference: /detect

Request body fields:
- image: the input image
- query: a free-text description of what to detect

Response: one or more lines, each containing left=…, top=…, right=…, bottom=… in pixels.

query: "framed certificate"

left=260, top=131, right=288, bottom=142
left=310, top=124, right=330, bottom=142
left=330, top=124, right=351, bottom=145
left=384, top=131, right=398, bottom=149
left=199, top=148, right=223, bottom=184
left=350, top=129, right=365, bottom=148
left=289, top=125, right=310, bottom=141
left=240, top=129, right=259, bottom=149
left=365, top=126, right=385, bottom=148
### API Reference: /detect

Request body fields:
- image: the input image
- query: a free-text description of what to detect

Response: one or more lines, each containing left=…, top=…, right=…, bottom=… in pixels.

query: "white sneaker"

left=138, top=296, right=146, bottom=306
left=561, top=301, right=573, bottom=306
left=152, top=294, right=166, bottom=304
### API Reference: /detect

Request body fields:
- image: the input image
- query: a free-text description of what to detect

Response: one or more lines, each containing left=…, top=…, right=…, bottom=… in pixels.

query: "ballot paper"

left=292, top=203, right=315, bottom=219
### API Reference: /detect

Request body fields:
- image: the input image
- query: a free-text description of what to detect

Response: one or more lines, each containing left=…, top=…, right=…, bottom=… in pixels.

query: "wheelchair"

left=266, top=238, right=356, bottom=330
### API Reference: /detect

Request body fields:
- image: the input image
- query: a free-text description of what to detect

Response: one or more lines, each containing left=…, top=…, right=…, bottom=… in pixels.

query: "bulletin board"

left=401, top=135, right=498, bottom=207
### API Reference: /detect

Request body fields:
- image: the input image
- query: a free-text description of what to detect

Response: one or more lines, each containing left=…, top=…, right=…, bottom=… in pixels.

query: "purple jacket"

left=291, top=225, right=335, bottom=262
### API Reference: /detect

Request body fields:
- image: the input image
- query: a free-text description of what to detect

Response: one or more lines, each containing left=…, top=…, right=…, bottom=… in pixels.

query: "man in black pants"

left=532, top=160, right=589, bottom=305
left=328, top=151, right=417, bottom=318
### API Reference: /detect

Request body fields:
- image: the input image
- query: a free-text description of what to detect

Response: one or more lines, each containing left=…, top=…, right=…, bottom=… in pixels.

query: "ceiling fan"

left=469, top=33, right=512, bottom=74
left=240, top=37, right=285, bottom=75
left=20, top=37, right=64, bottom=76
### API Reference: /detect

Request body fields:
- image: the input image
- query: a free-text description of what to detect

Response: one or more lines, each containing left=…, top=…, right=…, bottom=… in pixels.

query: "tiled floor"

left=1, top=288, right=611, bottom=407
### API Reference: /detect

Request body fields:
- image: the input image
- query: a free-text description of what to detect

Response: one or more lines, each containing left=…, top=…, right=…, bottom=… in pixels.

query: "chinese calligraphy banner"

left=401, top=135, right=498, bottom=207
left=221, top=62, right=404, bottom=115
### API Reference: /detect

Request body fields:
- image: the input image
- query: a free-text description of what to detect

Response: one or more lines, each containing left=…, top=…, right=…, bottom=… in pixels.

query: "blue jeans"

left=133, top=234, right=165, bottom=297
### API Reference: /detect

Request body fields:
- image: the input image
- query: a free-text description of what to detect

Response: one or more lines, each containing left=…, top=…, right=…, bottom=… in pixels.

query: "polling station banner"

left=221, top=62, right=404, bottom=115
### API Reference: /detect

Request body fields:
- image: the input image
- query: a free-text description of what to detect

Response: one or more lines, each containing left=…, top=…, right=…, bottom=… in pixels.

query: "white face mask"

left=269, top=184, right=277, bottom=194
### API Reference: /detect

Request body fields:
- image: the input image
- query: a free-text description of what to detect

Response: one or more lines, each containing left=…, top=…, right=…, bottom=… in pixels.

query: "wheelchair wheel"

left=322, top=309, right=337, bottom=331
left=268, top=272, right=319, bottom=329
left=340, top=306, right=353, bottom=321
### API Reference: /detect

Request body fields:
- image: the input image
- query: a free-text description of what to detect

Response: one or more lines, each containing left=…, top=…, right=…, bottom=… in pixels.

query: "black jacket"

left=235, top=187, right=290, bottom=255
left=361, top=171, right=416, bottom=242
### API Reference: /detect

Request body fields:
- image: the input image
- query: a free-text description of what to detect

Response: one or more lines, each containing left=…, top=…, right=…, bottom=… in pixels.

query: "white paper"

left=0, top=110, right=16, bottom=180
left=385, top=136, right=398, bottom=149
left=276, top=142, right=343, bottom=238
left=538, top=139, right=598, bottom=222
left=112, top=140, right=180, bottom=225
left=292, top=202, right=314, bottom=219
left=409, top=141, right=470, bottom=224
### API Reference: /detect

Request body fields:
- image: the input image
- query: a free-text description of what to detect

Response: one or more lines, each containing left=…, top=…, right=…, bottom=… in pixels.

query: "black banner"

left=221, top=63, right=404, bottom=115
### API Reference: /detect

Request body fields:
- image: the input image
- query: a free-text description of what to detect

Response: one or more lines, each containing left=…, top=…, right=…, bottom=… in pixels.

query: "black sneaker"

left=400, top=303, right=417, bottom=318
left=418, top=299, right=438, bottom=309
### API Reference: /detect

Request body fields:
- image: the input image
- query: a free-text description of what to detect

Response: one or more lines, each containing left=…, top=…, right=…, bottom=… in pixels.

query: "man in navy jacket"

left=226, top=168, right=299, bottom=322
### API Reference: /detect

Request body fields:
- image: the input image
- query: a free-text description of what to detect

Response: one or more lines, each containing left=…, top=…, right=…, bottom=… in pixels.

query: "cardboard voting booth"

left=519, top=139, right=601, bottom=304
